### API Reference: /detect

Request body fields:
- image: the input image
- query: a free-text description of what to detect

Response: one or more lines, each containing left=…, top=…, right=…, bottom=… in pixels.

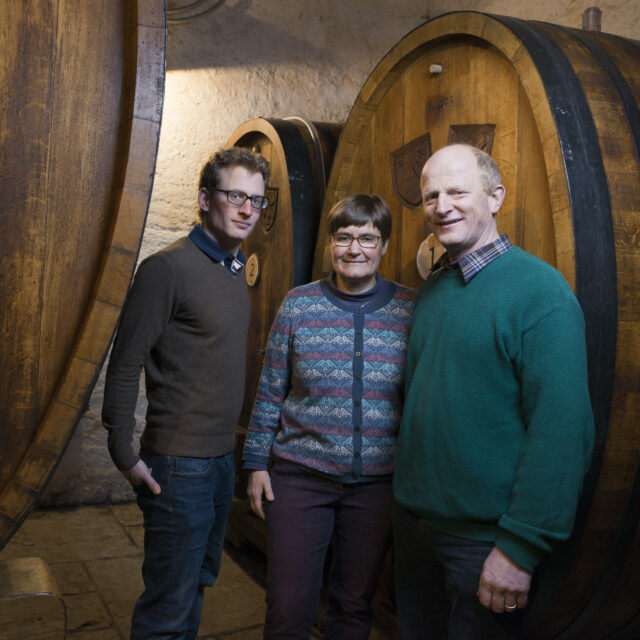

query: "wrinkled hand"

left=122, top=459, right=161, bottom=495
left=247, top=470, right=274, bottom=520
left=477, top=547, right=532, bottom=613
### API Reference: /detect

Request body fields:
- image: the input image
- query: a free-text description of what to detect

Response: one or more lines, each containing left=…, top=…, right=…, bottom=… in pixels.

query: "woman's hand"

left=247, top=470, right=274, bottom=520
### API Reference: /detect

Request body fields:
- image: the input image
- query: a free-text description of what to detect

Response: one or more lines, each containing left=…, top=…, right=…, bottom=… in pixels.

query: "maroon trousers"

left=263, top=460, right=393, bottom=640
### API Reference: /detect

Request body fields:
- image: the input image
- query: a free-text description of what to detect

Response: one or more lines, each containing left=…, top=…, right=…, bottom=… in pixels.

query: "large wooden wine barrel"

left=312, top=12, right=640, bottom=640
left=225, top=117, right=342, bottom=429
left=0, top=0, right=166, bottom=550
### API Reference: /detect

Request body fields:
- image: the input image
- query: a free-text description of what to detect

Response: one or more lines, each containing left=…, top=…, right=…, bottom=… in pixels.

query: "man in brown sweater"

left=102, top=147, right=270, bottom=639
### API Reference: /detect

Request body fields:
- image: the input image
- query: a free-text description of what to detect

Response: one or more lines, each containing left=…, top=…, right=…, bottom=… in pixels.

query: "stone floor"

left=0, top=502, right=291, bottom=639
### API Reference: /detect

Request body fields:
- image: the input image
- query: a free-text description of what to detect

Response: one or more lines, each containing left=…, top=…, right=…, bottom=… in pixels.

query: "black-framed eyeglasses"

left=332, top=232, right=381, bottom=248
left=215, top=188, right=270, bottom=210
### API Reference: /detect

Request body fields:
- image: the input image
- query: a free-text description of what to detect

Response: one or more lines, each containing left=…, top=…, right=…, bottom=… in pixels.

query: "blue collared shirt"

left=188, top=224, right=246, bottom=276
left=435, top=234, right=512, bottom=283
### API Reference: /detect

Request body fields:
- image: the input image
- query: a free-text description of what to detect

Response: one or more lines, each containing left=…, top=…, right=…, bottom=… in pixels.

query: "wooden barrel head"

left=225, top=117, right=341, bottom=428
left=0, top=0, right=165, bottom=550
left=313, top=12, right=640, bottom=639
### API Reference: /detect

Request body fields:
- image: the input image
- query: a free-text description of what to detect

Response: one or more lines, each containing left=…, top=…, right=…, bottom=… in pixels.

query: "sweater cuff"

left=242, top=453, right=269, bottom=471
left=243, top=461, right=269, bottom=471
left=494, top=529, right=545, bottom=573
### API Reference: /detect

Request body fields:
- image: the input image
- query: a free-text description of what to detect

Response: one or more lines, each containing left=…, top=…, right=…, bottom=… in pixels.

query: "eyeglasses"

left=332, top=232, right=381, bottom=248
left=215, top=189, right=270, bottom=210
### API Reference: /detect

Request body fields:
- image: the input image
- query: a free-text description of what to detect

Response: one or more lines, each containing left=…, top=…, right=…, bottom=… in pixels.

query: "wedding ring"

left=505, top=603, right=517, bottom=610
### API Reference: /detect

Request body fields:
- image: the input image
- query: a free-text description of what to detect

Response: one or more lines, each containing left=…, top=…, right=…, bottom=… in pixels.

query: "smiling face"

left=198, top=165, right=265, bottom=255
left=421, top=145, right=505, bottom=263
left=331, top=221, right=388, bottom=294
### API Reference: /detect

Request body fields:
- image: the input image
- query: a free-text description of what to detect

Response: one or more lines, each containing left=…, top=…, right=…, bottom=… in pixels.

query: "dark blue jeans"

left=131, top=450, right=235, bottom=640
left=264, top=461, right=393, bottom=640
left=393, top=503, right=524, bottom=640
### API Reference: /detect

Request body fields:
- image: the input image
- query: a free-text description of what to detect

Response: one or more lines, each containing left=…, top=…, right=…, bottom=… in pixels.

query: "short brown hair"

left=327, top=194, right=392, bottom=243
left=198, top=147, right=270, bottom=217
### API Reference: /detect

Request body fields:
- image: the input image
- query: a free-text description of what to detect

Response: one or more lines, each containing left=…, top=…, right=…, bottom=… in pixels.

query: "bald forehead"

left=422, top=145, right=503, bottom=196
left=421, top=147, right=482, bottom=193
left=422, top=145, right=477, bottom=180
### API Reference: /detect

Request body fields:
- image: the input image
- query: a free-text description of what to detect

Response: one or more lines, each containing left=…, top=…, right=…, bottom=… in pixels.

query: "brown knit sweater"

left=102, top=235, right=250, bottom=470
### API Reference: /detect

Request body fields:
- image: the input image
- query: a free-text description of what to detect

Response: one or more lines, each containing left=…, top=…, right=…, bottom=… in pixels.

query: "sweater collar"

left=321, top=274, right=396, bottom=313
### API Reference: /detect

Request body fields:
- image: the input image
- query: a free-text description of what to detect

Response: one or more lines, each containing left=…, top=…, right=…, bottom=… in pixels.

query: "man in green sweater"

left=102, top=148, right=270, bottom=639
left=393, top=144, right=594, bottom=639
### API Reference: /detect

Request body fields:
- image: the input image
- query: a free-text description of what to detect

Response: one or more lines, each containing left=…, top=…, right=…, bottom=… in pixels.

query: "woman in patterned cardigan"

left=242, top=194, right=415, bottom=639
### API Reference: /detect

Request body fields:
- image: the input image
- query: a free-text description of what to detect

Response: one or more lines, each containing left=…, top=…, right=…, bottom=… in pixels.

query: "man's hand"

left=477, top=547, right=532, bottom=613
left=122, top=459, right=161, bottom=495
left=247, top=470, right=274, bottom=520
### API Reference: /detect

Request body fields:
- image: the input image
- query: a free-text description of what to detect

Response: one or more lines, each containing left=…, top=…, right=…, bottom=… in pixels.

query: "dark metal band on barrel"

left=495, top=15, right=619, bottom=638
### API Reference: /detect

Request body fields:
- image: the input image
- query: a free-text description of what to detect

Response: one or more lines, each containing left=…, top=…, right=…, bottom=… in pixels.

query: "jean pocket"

left=133, top=481, right=155, bottom=510
left=168, top=455, right=212, bottom=477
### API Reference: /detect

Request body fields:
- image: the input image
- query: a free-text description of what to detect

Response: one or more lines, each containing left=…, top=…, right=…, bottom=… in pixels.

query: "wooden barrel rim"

left=269, top=119, right=324, bottom=286
left=284, top=116, right=330, bottom=202
left=0, top=0, right=166, bottom=551
left=229, top=117, right=324, bottom=286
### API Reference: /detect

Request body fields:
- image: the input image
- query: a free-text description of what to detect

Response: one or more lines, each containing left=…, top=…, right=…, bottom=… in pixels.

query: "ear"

left=198, top=187, right=210, bottom=212
left=380, top=239, right=389, bottom=256
left=489, top=184, right=506, bottom=215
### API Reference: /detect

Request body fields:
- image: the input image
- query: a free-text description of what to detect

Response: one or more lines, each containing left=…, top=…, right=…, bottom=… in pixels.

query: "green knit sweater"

left=393, top=247, right=594, bottom=572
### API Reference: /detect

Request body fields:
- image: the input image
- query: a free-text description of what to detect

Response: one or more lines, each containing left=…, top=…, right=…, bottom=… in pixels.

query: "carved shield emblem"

left=390, top=133, right=431, bottom=209
left=447, top=124, right=496, bottom=154
left=260, top=187, right=279, bottom=232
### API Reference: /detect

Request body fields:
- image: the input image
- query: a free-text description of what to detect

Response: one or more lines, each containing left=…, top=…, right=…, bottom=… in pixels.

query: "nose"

left=435, top=192, right=452, bottom=215
left=238, top=198, right=254, bottom=216
left=346, top=237, right=362, bottom=253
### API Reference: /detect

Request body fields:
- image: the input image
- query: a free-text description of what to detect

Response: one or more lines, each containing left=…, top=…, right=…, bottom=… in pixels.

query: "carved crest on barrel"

left=260, top=187, right=279, bottom=232
left=390, top=133, right=431, bottom=209
left=447, top=124, right=496, bottom=154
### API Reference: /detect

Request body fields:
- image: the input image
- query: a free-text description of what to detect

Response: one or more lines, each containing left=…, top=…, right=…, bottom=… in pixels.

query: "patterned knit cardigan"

left=242, top=278, right=415, bottom=479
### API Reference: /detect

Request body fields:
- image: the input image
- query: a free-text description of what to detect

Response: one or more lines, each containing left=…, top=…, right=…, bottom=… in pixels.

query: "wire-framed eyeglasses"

left=215, top=188, right=270, bottom=210
left=332, top=232, right=381, bottom=249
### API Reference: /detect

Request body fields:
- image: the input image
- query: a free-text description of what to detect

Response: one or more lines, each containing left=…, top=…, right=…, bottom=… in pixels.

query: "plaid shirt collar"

left=435, top=234, right=512, bottom=283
